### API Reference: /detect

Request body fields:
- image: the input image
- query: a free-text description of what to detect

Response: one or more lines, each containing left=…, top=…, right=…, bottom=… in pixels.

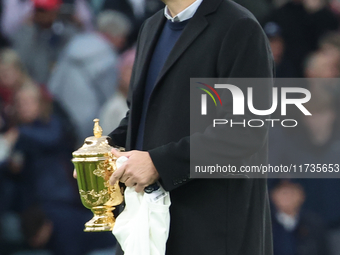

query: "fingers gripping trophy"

left=72, top=119, right=124, bottom=232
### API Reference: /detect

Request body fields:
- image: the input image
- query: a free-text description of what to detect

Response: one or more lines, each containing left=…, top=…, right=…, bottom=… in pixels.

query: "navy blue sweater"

left=136, top=19, right=189, bottom=149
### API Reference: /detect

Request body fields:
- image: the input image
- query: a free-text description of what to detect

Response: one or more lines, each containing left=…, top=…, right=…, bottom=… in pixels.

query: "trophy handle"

left=106, top=149, right=125, bottom=206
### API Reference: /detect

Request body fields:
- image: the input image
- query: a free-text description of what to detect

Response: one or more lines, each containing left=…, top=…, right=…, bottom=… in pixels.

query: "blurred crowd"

left=0, top=0, right=340, bottom=254
left=0, top=0, right=158, bottom=254
left=261, top=1, right=340, bottom=255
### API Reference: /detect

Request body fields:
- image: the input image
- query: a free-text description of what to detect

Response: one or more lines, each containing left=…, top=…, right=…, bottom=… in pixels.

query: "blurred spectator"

left=269, top=60, right=340, bottom=254
left=319, top=32, right=340, bottom=51
left=318, top=32, right=340, bottom=76
left=1, top=0, right=93, bottom=38
left=0, top=48, right=77, bottom=158
left=9, top=83, right=76, bottom=213
left=304, top=51, right=340, bottom=78
left=0, top=50, right=37, bottom=252
left=10, top=0, right=80, bottom=84
left=88, top=0, right=164, bottom=49
left=99, top=47, right=135, bottom=135
left=20, top=205, right=54, bottom=254
left=1, top=83, right=115, bottom=255
left=329, top=0, right=340, bottom=17
left=48, top=10, right=131, bottom=146
left=264, top=0, right=339, bottom=77
left=270, top=75, right=340, bottom=225
left=1, top=0, right=33, bottom=38
left=0, top=49, right=113, bottom=253
left=0, top=48, right=36, bottom=131
left=60, top=0, right=94, bottom=31
left=270, top=180, right=329, bottom=255
left=90, top=0, right=134, bottom=21
left=264, top=21, right=298, bottom=77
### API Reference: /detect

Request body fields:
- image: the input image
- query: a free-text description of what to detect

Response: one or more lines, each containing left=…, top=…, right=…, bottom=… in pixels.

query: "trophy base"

left=84, top=206, right=116, bottom=232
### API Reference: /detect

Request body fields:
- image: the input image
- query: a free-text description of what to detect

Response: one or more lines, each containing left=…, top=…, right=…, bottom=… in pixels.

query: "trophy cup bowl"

left=72, top=119, right=124, bottom=232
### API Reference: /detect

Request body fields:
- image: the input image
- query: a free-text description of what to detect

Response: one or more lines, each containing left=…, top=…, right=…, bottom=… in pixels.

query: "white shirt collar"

left=164, top=0, right=203, bottom=22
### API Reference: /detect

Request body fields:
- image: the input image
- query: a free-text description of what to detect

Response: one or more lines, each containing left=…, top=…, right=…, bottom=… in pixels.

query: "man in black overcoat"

left=109, top=0, right=275, bottom=254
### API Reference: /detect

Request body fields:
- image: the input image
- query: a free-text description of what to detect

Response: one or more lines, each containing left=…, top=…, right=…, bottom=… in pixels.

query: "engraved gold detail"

left=79, top=189, right=109, bottom=207
left=93, top=161, right=106, bottom=178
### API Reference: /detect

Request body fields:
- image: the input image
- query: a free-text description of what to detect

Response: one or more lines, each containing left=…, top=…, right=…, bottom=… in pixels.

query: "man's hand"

left=109, top=149, right=159, bottom=193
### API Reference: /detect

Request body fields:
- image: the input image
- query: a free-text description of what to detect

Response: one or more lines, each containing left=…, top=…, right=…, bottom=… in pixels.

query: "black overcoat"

left=109, top=0, right=274, bottom=254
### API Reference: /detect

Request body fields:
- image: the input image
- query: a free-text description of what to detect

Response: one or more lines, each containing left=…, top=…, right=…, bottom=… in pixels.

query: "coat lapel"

left=129, top=0, right=223, bottom=148
left=154, top=16, right=207, bottom=86
left=129, top=11, right=165, bottom=148
left=132, top=11, right=166, bottom=95
left=153, top=0, right=222, bottom=87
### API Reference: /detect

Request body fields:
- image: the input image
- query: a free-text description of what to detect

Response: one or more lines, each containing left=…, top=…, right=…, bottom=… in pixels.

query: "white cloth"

left=112, top=157, right=171, bottom=255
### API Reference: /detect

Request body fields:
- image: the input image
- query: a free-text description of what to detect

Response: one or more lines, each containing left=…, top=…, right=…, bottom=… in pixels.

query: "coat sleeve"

left=148, top=17, right=275, bottom=191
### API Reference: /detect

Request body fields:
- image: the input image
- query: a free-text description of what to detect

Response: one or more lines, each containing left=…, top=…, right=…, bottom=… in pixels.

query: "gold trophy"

left=72, top=119, right=124, bottom=232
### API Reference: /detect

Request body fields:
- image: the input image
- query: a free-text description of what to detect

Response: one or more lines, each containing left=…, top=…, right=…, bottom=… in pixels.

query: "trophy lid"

left=72, top=119, right=113, bottom=157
